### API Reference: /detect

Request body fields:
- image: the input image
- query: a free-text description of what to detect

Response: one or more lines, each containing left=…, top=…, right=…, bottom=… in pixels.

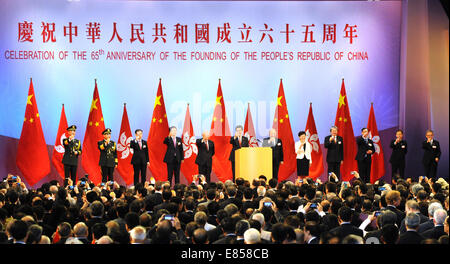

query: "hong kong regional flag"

left=305, top=103, right=324, bottom=180
left=367, top=103, right=385, bottom=184
left=116, top=103, right=134, bottom=186
left=272, top=79, right=296, bottom=181
left=244, top=103, right=259, bottom=147
left=51, top=104, right=69, bottom=179
left=180, top=104, right=198, bottom=183
left=334, top=79, right=358, bottom=181
left=81, top=80, right=106, bottom=184
left=147, top=79, right=169, bottom=182
left=16, top=78, right=51, bottom=186
left=210, top=79, right=233, bottom=182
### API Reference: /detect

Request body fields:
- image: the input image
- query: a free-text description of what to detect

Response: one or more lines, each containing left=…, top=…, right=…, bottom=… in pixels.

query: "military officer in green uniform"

left=62, top=125, right=81, bottom=185
left=98, top=128, right=117, bottom=183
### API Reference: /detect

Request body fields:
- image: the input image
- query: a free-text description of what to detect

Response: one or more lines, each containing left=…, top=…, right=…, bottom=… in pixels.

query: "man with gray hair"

left=418, top=201, right=443, bottom=233
left=130, top=226, right=148, bottom=244
left=324, top=126, right=343, bottom=180
left=195, top=130, right=215, bottom=183
left=411, top=183, right=424, bottom=198
left=262, top=128, right=284, bottom=181
left=251, top=213, right=271, bottom=241
left=96, top=235, right=114, bottom=244
left=194, top=211, right=215, bottom=231
left=244, top=228, right=261, bottom=244
left=397, top=213, right=424, bottom=244
left=399, top=200, right=428, bottom=233
left=73, top=222, right=89, bottom=244
left=421, top=208, right=447, bottom=239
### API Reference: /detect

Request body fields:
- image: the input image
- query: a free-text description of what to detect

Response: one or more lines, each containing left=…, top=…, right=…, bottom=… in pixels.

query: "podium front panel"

left=235, top=147, right=272, bottom=182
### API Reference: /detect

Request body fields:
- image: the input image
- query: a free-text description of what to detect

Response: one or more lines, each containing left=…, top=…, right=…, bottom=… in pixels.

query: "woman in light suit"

left=295, top=131, right=312, bottom=181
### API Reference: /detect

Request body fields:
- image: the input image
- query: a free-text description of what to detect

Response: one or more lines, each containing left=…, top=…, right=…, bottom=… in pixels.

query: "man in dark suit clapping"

left=163, top=126, right=184, bottom=185
left=130, top=129, right=149, bottom=186
left=262, top=128, right=283, bottom=182
left=195, top=130, right=215, bottom=183
left=324, top=126, right=343, bottom=180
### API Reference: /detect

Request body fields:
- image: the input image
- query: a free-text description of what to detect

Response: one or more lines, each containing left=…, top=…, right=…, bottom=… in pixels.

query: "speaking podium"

left=235, top=147, right=272, bottom=182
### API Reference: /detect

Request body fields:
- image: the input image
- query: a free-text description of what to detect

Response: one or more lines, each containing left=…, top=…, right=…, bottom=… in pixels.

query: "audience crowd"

left=0, top=172, right=448, bottom=245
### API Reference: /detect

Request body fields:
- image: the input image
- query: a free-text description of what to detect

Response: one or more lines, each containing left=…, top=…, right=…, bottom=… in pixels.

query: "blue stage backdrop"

left=0, top=0, right=402, bottom=185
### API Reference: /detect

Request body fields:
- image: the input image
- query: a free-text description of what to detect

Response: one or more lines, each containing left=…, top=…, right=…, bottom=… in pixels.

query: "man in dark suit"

left=397, top=212, right=424, bottom=244
left=330, top=206, right=363, bottom=240
left=422, top=129, right=441, bottom=179
left=195, top=131, right=215, bottom=183
left=421, top=209, right=447, bottom=240
left=212, top=217, right=237, bottom=244
left=324, top=126, right=343, bottom=180
left=399, top=200, right=428, bottom=233
left=163, top=126, right=184, bottom=185
left=355, top=128, right=375, bottom=183
left=130, top=129, right=149, bottom=185
left=62, top=125, right=82, bottom=185
left=98, top=128, right=117, bottom=183
left=304, top=221, right=320, bottom=244
left=389, top=129, right=407, bottom=179
left=229, top=125, right=249, bottom=182
left=385, top=190, right=406, bottom=227
left=262, top=128, right=283, bottom=181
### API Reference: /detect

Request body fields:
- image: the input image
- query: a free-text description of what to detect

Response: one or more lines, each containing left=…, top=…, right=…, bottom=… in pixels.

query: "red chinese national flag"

left=116, top=104, right=134, bottom=186
left=272, top=79, right=296, bottom=181
left=180, top=104, right=197, bottom=183
left=244, top=103, right=259, bottom=147
left=16, top=79, right=51, bottom=186
left=51, top=104, right=69, bottom=179
left=81, top=80, right=106, bottom=184
left=334, top=79, right=358, bottom=181
left=147, top=79, right=169, bottom=182
left=367, top=103, right=385, bottom=184
left=305, top=103, right=324, bottom=180
left=209, top=79, right=233, bottom=182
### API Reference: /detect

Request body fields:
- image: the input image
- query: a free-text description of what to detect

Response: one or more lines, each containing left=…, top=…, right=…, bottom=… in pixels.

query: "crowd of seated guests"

left=0, top=172, right=448, bottom=244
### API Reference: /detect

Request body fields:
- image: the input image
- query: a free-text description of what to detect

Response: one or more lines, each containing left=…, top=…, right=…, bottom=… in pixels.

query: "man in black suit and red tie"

left=355, top=127, right=375, bottom=183
left=422, top=129, right=441, bottom=179
left=262, top=128, right=283, bottom=182
left=324, top=126, right=343, bottom=180
left=163, top=126, right=184, bottom=185
left=389, top=129, right=408, bottom=179
left=130, top=129, right=149, bottom=186
left=229, top=125, right=249, bottom=182
left=195, top=130, right=215, bottom=183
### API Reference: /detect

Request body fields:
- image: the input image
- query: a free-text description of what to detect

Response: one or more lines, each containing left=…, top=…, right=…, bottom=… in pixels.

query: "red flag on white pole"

left=181, top=104, right=198, bottom=183
left=305, top=103, right=324, bottom=180
left=116, top=103, right=134, bottom=186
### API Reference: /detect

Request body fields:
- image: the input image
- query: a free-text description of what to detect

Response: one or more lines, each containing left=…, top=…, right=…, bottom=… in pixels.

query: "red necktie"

left=206, top=140, right=209, bottom=151
left=239, top=137, right=241, bottom=146
left=173, top=137, right=176, bottom=148
left=138, top=140, right=142, bottom=149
